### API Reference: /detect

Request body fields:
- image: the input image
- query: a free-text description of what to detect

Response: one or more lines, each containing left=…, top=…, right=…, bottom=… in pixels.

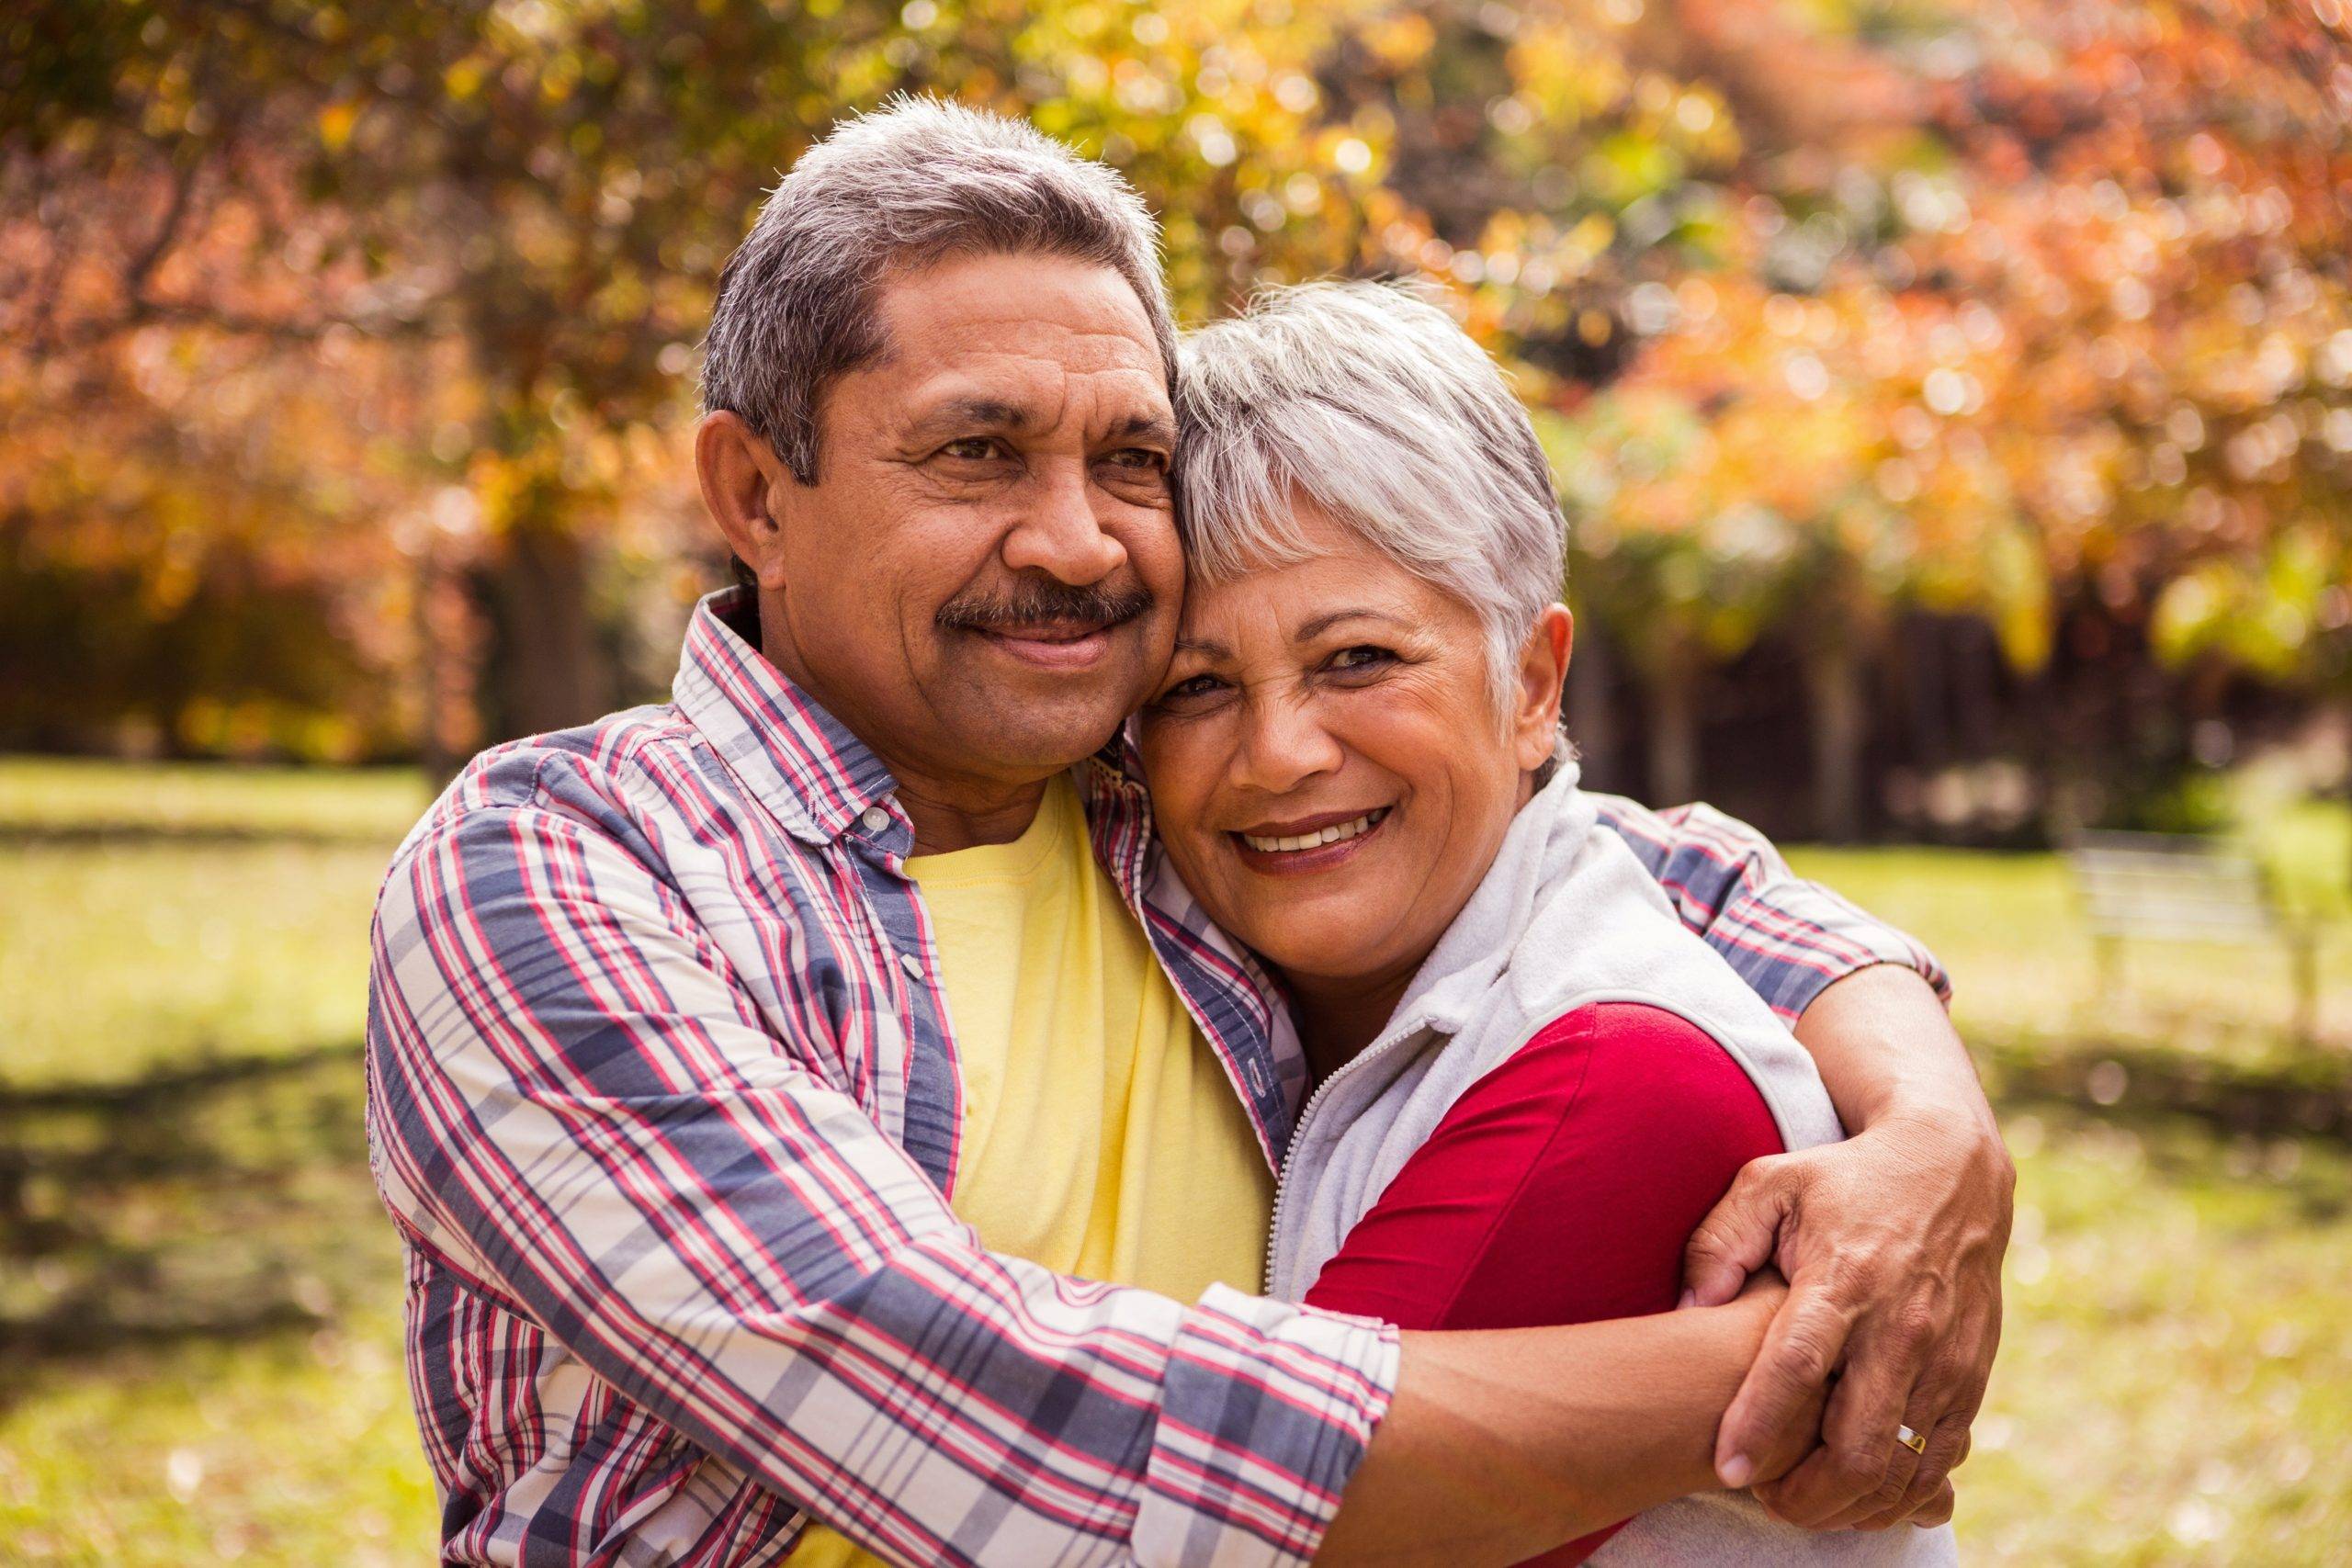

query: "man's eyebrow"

left=1296, top=607, right=1408, bottom=642
left=1105, top=412, right=1178, bottom=446
left=905, top=398, right=1032, bottom=437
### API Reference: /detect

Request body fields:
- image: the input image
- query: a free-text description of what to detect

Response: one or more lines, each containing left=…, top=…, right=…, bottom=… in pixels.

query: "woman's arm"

left=1310, top=1004, right=1795, bottom=1566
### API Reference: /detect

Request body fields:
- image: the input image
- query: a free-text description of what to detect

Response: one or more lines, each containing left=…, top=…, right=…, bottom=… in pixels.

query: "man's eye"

left=940, top=437, right=1002, bottom=461
left=1328, top=645, right=1397, bottom=673
left=1104, top=448, right=1170, bottom=474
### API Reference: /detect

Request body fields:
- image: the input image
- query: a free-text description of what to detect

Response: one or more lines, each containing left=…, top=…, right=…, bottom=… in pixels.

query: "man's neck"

left=892, top=770, right=1054, bottom=857
left=747, top=591, right=1059, bottom=856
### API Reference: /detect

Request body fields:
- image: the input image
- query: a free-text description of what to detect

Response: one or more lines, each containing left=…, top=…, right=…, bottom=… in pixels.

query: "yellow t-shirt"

left=794, top=776, right=1274, bottom=1566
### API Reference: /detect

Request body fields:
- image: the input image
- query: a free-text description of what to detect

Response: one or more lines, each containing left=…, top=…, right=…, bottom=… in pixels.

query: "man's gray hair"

left=1173, top=280, right=1569, bottom=709
left=701, top=96, right=1177, bottom=483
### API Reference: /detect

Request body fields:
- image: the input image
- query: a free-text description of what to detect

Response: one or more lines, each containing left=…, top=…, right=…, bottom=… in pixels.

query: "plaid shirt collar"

left=671, top=587, right=1306, bottom=1158
left=672, top=588, right=902, bottom=848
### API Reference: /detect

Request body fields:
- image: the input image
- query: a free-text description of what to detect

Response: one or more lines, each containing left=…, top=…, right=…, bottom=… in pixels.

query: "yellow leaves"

left=442, top=57, right=488, bottom=102
left=316, top=101, right=360, bottom=153
left=1565, top=211, right=1615, bottom=261
left=1360, top=10, right=1435, bottom=69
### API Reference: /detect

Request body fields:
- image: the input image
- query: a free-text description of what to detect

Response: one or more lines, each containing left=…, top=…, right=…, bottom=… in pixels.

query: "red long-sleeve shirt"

left=1304, top=1002, right=1788, bottom=1565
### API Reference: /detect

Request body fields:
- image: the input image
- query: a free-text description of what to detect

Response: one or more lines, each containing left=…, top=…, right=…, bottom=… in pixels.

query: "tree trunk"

left=470, top=525, right=612, bottom=744
left=1804, top=638, right=1868, bottom=842
left=1645, top=656, right=1701, bottom=806
left=1565, top=613, right=1619, bottom=789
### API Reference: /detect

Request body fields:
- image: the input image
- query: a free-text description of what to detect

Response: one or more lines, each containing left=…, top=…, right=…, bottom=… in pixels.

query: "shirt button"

left=861, top=806, right=890, bottom=832
left=899, top=950, right=924, bottom=980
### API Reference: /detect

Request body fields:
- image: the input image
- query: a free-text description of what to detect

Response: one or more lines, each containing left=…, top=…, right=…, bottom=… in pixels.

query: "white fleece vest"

left=1264, top=762, right=1956, bottom=1564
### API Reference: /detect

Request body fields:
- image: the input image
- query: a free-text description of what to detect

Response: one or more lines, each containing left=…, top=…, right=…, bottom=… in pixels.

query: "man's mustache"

left=935, top=578, right=1155, bottom=634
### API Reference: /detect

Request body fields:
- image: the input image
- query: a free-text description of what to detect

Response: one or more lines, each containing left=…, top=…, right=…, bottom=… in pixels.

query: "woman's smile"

left=1230, top=805, right=1394, bottom=874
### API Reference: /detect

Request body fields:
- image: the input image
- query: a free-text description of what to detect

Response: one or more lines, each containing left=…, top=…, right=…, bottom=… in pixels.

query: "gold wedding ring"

left=1896, top=1424, right=1928, bottom=1455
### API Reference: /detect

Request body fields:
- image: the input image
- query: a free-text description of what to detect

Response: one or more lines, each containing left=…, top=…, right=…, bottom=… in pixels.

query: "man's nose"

left=1001, top=460, right=1127, bottom=585
left=1231, top=690, right=1345, bottom=796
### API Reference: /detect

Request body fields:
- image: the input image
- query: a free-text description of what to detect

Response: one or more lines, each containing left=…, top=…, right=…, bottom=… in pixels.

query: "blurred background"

left=2, top=0, right=2349, bottom=1561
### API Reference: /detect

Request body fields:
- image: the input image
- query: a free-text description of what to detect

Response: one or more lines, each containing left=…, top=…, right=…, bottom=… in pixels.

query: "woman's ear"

left=1511, top=604, right=1574, bottom=772
left=695, top=412, right=798, bottom=589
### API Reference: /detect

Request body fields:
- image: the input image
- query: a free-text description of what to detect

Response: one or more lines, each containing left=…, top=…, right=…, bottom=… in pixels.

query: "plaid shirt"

left=365, top=588, right=1946, bottom=1568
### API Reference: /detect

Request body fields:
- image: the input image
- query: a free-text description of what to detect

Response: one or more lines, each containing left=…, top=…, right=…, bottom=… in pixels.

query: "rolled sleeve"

left=1591, top=794, right=1952, bottom=1022
left=1141, top=1284, right=1399, bottom=1567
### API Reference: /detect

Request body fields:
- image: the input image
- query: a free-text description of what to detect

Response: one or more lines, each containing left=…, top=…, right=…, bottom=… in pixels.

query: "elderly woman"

left=1136, top=283, right=1963, bottom=1565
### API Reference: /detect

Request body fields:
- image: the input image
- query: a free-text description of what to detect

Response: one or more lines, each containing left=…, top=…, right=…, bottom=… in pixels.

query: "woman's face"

left=1136, top=502, right=1569, bottom=998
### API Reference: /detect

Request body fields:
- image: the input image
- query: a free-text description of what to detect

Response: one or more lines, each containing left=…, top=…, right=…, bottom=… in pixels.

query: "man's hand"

left=1718, top=1270, right=1828, bottom=1492
left=1683, top=1105, right=2012, bottom=1530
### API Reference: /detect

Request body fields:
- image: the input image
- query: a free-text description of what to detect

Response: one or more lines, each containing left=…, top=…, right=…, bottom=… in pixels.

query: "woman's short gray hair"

left=1173, top=280, right=1568, bottom=709
left=701, top=96, right=1177, bottom=483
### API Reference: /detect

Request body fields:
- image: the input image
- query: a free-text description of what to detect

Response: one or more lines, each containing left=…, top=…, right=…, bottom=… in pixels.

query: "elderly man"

left=366, top=99, right=2009, bottom=1566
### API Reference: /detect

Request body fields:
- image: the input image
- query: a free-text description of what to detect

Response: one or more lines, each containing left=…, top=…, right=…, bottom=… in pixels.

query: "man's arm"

left=1590, top=795, right=1951, bottom=1021
left=367, top=791, right=1395, bottom=1567
left=1320, top=1284, right=1816, bottom=1567
left=1686, top=965, right=2009, bottom=1532
left=1592, top=794, right=2011, bottom=1531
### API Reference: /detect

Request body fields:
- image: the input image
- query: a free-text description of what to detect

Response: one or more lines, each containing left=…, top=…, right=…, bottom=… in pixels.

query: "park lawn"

left=1787, top=840, right=2352, bottom=1056
left=5, top=757, right=2351, bottom=1563
left=0, top=762, right=431, bottom=1088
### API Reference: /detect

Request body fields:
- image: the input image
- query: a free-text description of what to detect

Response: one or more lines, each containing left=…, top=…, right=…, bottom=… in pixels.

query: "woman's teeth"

left=1239, top=808, right=1388, bottom=853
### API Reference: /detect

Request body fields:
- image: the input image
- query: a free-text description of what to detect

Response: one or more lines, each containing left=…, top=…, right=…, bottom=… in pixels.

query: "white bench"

left=2066, top=830, right=2317, bottom=1043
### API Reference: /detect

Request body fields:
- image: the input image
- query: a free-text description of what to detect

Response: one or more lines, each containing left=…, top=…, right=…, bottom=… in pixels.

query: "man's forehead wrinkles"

left=901, top=361, right=1170, bottom=443
left=897, top=311, right=1160, bottom=375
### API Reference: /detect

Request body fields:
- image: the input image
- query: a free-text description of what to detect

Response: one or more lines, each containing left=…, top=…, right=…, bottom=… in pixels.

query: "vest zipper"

left=1261, top=1020, right=1432, bottom=1301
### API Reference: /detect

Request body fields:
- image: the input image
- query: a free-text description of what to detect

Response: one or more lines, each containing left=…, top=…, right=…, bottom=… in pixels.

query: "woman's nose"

left=1001, top=462, right=1126, bottom=585
left=1232, top=691, right=1345, bottom=795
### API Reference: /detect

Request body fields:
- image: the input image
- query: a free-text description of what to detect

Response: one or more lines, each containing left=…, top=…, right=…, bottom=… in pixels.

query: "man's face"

left=747, top=251, right=1182, bottom=792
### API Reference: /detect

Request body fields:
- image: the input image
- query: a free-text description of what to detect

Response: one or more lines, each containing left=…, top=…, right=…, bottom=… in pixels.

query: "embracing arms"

left=366, top=788, right=1393, bottom=1566
left=368, top=777, right=1826, bottom=1567
left=1320, top=1282, right=1806, bottom=1567
left=1594, top=795, right=2014, bottom=1530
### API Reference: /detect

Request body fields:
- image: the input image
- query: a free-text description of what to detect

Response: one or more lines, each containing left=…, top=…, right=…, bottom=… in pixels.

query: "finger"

left=1683, top=1156, right=1797, bottom=1309
left=1882, top=1476, right=1956, bottom=1523
left=1714, top=1273, right=1853, bottom=1489
left=1888, top=1394, right=1979, bottom=1524
left=1790, top=1318, right=1941, bottom=1529
left=1867, top=1475, right=1955, bottom=1530
left=1805, top=1387, right=1939, bottom=1531
left=1860, top=1366, right=1985, bottom=1529
left=1852, top=1414, right=1973, bottom=1531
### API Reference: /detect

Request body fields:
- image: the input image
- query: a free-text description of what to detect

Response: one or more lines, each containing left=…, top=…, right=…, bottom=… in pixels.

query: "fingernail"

left=1720, top=1454, right=1754, bottom=1489
left=1677, top=1289, right=1698, bottom=1311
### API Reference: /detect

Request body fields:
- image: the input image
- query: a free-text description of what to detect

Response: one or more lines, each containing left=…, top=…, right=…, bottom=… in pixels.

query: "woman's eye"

left=940, top=436, right=1001, bottom=461
left=1327, top=645, right=1397, bottom=674
left=1159, top=673, right=1226, bottom=704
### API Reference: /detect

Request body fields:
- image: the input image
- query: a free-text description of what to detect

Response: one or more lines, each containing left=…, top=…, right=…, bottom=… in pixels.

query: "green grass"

left=4, top=756, right=2350, bottom=1563
left=0, top=1064, right=431, bottom=1566
left=0, top=758, right=429, bottom=842
left=1786, top=840, right=2352, bottom=1055
left=1971, top=1108, right=2352, bottom=1562
left=0, top=761, right=430, bottom=1089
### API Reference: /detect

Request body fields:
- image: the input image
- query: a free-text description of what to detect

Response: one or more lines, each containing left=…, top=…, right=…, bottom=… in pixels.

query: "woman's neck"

left=1286, top=961, right=1424, bottom=1085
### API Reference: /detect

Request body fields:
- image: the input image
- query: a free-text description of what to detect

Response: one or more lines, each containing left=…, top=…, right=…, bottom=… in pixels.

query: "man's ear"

left=695, top=412, right=800, bottom=588
left=1512, top=604, right=1574, bottom=772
